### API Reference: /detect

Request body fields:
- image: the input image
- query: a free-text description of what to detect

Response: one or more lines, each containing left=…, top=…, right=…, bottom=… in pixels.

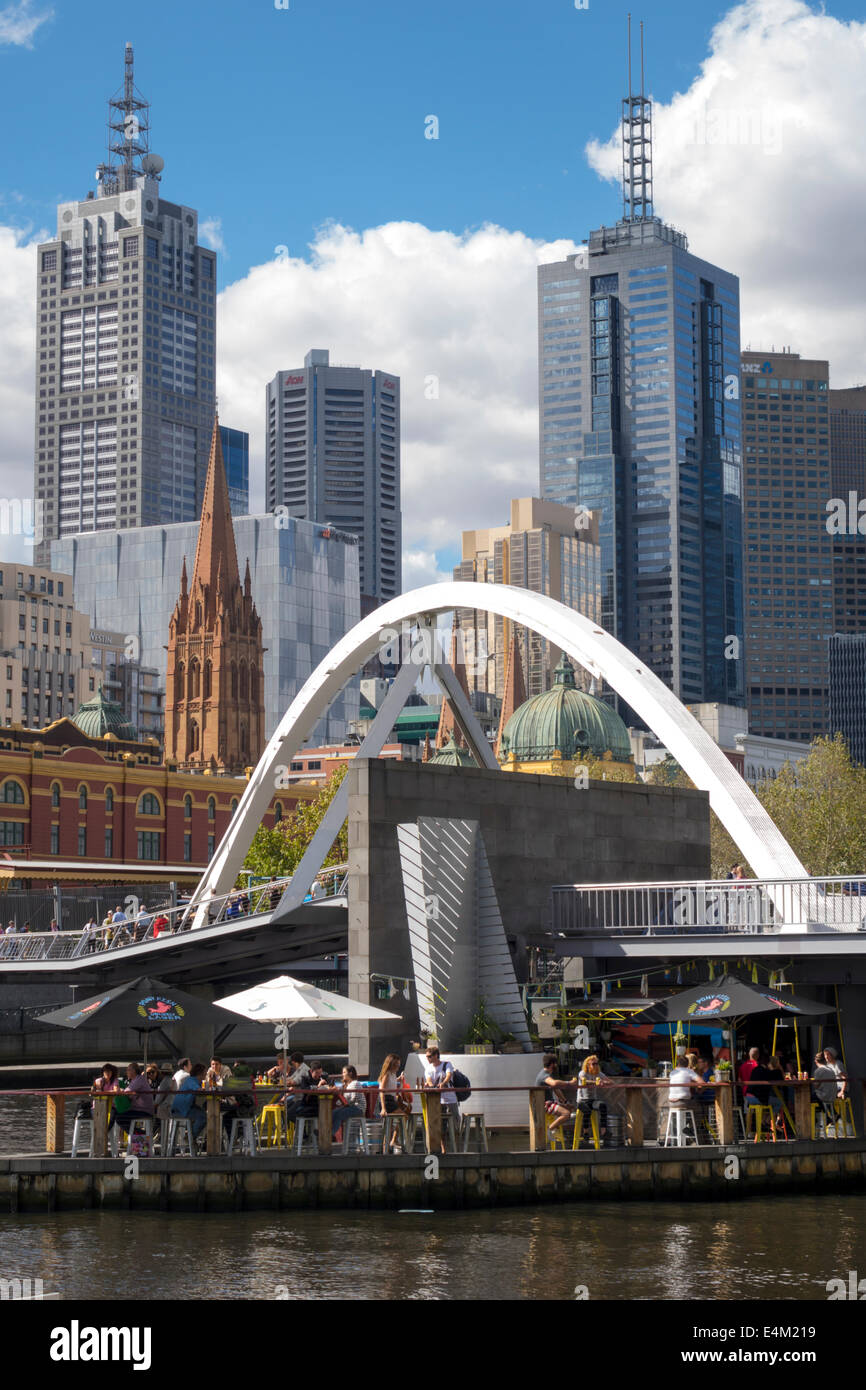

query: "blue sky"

left=2, top=0, right=866, bottom=581
left=6, top=0, right=855, bottom=267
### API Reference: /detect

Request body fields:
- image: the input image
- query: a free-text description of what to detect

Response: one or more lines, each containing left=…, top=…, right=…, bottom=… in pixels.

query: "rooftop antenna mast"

left=622, top=15, right=653, bottom=223
left=96, top=42, right=152, bottom=195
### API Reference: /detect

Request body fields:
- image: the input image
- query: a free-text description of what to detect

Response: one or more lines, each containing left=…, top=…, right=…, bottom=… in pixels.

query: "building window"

left=207, top=833, right=215, bottom=858
left=183, top=832, right=191, bottom=862
left=230, top=798, right=238, bottom=815
left=207, top=796, right=215, bottom=821
left=138, top=792, right=160, bottom=815
left=0, top=821, right=24, bottom=846
left=274, top=801, right=283, bottom=824
left=104, top=828, right=113, bottom=857
left=50, top=824, right=59, bottom=854
left=137, top=830, right=161, bottom=860
left=184, top=794, right=192, bottom=819
left=42, top=250, right=57, bottom=272
left=78, top=826, right=86, bottom=856
left=123, top=237, right=139, bottom=258
left=50, top=782, right=60, bottom=809
left=1, top=780, right=24, bottom=804
left=105, top=787, right=114, bottom=812
left=78, top=785, right=87, bottom=810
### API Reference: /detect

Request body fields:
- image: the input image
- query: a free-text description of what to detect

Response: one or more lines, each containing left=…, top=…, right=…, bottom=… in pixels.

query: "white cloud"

left=586, top=0, right=866, bottom=382
left=0, top=1, right=52, bottom=46
left=215, top=221, right=579, bottom=572
left=200, top=217, right=226, bottom=255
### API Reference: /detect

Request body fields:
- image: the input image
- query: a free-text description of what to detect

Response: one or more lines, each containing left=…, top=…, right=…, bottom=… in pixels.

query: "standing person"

left=48, top=919, right=59, bottom=934
left=737, top=1046, right=760, bottom=1088
left=134, top=906, right=151, bottom=943
left=21, top=921, right=31, bottom=934
left=81, top=916, right=98, bottom=954
left=422, top=1047, right=459, bottom=1153
left=378, top=1054, right=409, bottom=1151
left=812, top=1051, right=837, bottom=1133
left=91, top=1062, right=120, bottom=1129
left=576, top=1054, right=608, bottom=1143
left=823, top=1047, right=848, bottom=1099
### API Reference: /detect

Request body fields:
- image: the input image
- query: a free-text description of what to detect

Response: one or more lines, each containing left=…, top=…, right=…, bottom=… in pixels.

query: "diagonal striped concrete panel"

left=398, top=817, right=530, bottom=1049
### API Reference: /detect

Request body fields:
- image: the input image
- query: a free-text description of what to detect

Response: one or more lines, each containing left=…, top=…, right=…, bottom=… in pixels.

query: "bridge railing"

left=549, top=875, right=866, bottom=937
left=0, top=866, right=349, bottom=962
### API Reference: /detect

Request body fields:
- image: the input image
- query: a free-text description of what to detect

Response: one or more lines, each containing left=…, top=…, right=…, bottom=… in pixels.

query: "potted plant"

left=462, top=996, right=502, bottom=1054
left=714, top=1059, right=732, bottom=1083
left=498, top=1032, right=523, bottom=1055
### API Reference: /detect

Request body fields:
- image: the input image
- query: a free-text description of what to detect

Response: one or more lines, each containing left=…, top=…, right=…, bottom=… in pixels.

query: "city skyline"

left=1, top=1, right=866, bottom=589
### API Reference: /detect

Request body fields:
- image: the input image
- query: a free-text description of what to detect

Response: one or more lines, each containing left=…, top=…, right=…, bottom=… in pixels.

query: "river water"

left=1, top=1097, right=864, bottom=1300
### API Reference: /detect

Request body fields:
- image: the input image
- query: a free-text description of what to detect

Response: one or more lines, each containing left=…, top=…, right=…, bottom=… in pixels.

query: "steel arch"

left=188, top=582, right=807, bottom=917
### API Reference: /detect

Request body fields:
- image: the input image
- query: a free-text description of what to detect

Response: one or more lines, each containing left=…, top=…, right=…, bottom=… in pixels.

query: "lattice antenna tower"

left=96, top=42, right=153, bottom=196
left=622, top=15, right=653, bottom=222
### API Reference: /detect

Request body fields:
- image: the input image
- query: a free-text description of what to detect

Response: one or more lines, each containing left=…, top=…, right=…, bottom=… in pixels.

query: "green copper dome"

left=499, top=655, right=632, bottom=763
left=429, top=734, right=477, bottom=767
left=72, top=686, right=138, bottom=742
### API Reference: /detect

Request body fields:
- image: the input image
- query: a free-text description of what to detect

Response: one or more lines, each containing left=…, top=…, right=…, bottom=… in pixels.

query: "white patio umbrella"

left=214, top=974, right=401, bottom=1077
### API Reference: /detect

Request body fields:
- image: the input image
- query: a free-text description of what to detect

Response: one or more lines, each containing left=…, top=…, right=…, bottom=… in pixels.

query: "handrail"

left=0, top=869, right=349, bottom=962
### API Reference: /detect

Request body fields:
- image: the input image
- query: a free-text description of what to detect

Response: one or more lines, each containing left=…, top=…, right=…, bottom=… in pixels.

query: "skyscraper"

left=453, top=497, right=601, bottom=702
left=537, top=36, right=744, bottom=711
left=829, top=386, right=866, bottom=635
left=219, top=425, right=250, bottom=515
left=741, top=350, right=832, bottom=741
left=265, top=349, right=401, bottom=611
left=828, top=634, right=866, bottom=766
left=33, top=45, right=217, bottom=563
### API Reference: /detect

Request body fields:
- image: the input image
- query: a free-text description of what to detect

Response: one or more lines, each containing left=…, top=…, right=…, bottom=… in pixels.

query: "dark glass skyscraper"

left=219, top=425, right=250, bottom=515
left=538, top=74, right=744, bottom=710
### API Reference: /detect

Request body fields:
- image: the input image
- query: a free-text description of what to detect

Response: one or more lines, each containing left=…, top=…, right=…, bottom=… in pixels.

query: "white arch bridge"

left=179, top=581, right=849, bottom=938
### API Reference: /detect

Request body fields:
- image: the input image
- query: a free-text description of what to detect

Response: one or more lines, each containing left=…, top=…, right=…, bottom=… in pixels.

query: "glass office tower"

left=538, top=83, right=744, bottom=711
left=219, top=425, right=250, bottom=515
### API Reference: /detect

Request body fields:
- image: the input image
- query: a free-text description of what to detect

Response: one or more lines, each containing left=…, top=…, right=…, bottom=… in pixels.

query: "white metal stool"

left=381, top=1114, right=411, bottom=1152
left=165, top=1118, right=196, bottom=1156
left=293, top=1116, right=319, bottom=1154
left=71, top=1113, right=93, bottom=1157
left=342, top=1116, right=370, bottom=1154
left=125, top=1117, right=154, bottom=1157
left=227, top=1118, right=259, bottom=1155
left=461, top=1113, right=489, bottom=1153
left=663, top=1108, right=699, bottom=1147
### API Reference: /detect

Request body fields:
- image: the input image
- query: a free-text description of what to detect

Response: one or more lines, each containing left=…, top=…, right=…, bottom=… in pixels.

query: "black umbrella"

left=631, top=975, right=833, bottom=1024
left=40, top=976, right=229, bottom=1063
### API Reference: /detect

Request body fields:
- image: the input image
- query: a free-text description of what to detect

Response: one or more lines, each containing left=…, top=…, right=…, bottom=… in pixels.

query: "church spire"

left=189, top=418, right=240, bottom=617
left=495, top=628, right=527, bottom=759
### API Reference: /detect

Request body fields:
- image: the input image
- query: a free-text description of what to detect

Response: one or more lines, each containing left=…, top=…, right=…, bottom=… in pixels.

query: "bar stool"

left=293, top=1116, right=319, bottom=1154
left=227, top=1118, right=259, bottom=1155
left=572, top=1109, right=601, bottom=1151
left=746, top=1104, right=779, bottom=1142
left=381, top=1114, right=411, bottom=1152
left=832, top=1098, right=857, bottom=1137
left=70, top=1113, right=93, bottom=1157
left=125, top=1117, right=154, bottom=1157
left=663, top=1108, right=699, bottom=1147
left=546, top=1113, right=568, bottom=1150
left=256, top=1104, right=287, bottom=1148
left=461, top=1113, right=489, bottom=1153
left=342, top=1116, right=370, bottom=1154
left=165, top=1118, right=196, bottom=1156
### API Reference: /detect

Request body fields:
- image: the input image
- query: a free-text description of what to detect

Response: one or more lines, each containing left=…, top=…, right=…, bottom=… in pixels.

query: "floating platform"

left=3, top=1139, right=866, bottom=1212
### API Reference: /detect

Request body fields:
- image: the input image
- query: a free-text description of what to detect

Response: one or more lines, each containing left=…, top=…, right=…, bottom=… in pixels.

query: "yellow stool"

left=572, top=1109, right=600, bottom=1151
left=810, top=1103, right=822, bottom=1140
left=546, top=1114, right=568, bottom=1150
left=832, top=1098, right=857, bottom=1138
left=746, top=1104, right=779, bottom=1142
left=257, top=1104, right=287, bottom=1148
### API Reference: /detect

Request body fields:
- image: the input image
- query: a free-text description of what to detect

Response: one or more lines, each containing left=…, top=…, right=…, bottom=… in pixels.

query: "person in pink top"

left=110, top=1061, right=154, bottom=1138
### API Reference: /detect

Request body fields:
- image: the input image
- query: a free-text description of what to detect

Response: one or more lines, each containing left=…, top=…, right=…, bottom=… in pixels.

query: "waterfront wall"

left=2, top=1141, right=864, bottom=1212
left=347, top=759, right=711, bottom=1071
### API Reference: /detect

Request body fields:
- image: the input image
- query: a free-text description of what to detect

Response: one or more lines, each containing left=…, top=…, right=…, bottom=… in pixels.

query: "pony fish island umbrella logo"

left=687, top=992, right=733, bottom=1017
left=136, top=995, right=185, bottom=1023
left=68, top=998, right=110, bottom=1022
left=761, top=992, right=801, bottom=1012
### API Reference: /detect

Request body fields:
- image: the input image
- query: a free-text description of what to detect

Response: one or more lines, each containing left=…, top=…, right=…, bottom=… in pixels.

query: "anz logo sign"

left=741, top=361, right=774, bottom=375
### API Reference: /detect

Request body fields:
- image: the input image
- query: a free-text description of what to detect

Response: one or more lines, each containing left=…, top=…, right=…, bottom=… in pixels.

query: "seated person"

left=575, top=1054, right=607, bottom=1140
left=535, top=1053, right=575, bottom=1135
left=170, top=1062, right=208, bottom=1140
left=745, top=1055, right=785, bottom=1118
left=285, top=1061, right=327, bottom=1124
left=322, top=1065, right=365, bottom=1140
left=110, top=1061, right=155, bottom=1133
left=220, top=1061, right=257, bottom=1140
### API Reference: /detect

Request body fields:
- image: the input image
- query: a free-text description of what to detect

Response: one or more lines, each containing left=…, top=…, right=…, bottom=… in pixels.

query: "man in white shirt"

left=423, top=1047, right=459, bottom=1152
left=667, top=1053, right=705, bottom=1109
